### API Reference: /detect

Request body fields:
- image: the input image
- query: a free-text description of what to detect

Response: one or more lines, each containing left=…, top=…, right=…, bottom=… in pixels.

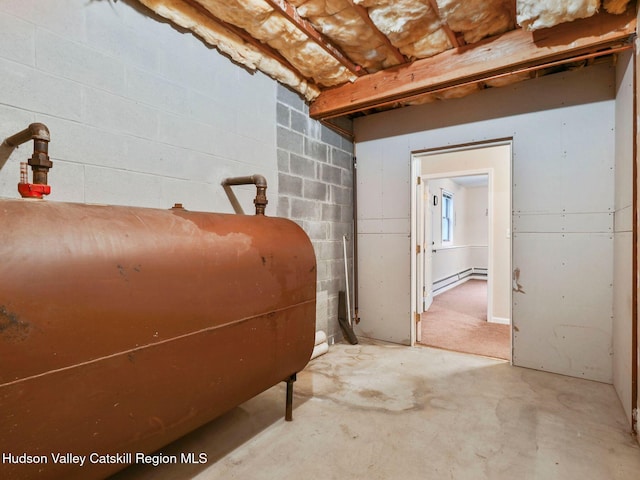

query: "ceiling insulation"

left=604, top=0, right=634, bottom=13
left=436, top=0, right=515, bottom=44
left=517, top=0, right=635, bottom=30
left=136, top=0, right=636, bottom=116
left=354, top=0, right=451, bottom=59
left=288, top=0, right=403, bottom=71
left=517, top=0, right=600, bottom=31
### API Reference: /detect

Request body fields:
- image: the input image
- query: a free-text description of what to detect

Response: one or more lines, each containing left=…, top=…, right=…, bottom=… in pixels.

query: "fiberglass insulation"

left=137, top=0, right=634, bottom=104
left=194, top=0, right=355, bottom=85
left=436, top=0, right=515, bottom=44
left=354, top=0, right=452, bottom=59
left=289, top=0, right=403, bottom=71
left=516, top=0, right=600, bottom=31
left=603, top=0, right=633, bottom=14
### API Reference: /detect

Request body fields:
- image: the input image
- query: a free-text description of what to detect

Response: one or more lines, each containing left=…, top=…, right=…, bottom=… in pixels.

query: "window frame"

left=441, top=190, right=454, bottom=244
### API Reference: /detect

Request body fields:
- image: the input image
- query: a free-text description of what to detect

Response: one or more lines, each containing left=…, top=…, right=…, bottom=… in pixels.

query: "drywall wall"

left=428, top=181, right=489, bottom=248
left=429, top=180, right=489, bottom=287
left=613, top=50, right=634, bottom=427
left=355, top=61, right=619, bottom=385
left=466, top=186, right=489, bottom=245
left=355, top=134, right=412, bottom=344
left=429, top=178, right=467, bottom=248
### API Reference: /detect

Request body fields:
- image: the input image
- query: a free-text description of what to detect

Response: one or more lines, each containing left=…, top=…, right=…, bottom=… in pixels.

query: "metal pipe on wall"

left=343, top=235, right=352, bottom=326
left=3, top=122, right=50, bottom=147
left=221, top=174, right=268, bottom=215
left=352, top=156, right=360, bottom=324
left=2, top=123, right=53, bottom=198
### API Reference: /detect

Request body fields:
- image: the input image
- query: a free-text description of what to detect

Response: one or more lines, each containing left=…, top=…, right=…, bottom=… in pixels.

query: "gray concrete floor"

left=113, top=341, right=640, bottom=480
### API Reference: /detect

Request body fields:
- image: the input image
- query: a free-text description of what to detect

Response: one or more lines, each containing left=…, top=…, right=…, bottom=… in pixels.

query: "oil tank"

left=0, top=199, right=317, bottom=479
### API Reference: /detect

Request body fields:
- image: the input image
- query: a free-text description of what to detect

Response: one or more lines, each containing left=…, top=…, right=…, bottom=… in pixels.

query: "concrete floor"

left=113, top=341, right=640, bottom=480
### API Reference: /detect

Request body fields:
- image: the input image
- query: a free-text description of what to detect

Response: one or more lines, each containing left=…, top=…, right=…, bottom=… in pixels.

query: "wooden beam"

left=346, top=0, right=407, bottom=65
left=310, top=10, right=636, bottom=119
left=263, top=0, right=364, bottom=76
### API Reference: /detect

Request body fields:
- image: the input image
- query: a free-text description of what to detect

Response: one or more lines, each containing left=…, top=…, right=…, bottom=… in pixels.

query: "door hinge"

left=417, top=176, right=421, bottom=185
left=416, top=244, right=421, bottom=254
left=415, top=312, right=421, bottom=323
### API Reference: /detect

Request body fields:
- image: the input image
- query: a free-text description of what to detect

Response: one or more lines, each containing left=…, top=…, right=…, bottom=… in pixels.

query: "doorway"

left=410, top=141, right=512, bottom=361
left=419, top=174, right=509, bottom=359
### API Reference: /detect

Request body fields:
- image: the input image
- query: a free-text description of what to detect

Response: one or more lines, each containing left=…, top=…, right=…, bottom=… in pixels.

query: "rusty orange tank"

left=0, top=199, right=316, bottom=479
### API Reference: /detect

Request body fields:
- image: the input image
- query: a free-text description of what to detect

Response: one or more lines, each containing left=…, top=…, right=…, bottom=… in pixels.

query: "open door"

left=423, top=183, right=434, bottom=312
left=415, top=177, right=425, bottom=342
left=416, top=180, right=435, bottom=345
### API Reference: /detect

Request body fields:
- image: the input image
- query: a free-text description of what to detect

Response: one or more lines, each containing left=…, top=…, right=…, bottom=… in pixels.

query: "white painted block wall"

left=0, top=0, right=277, bottom=214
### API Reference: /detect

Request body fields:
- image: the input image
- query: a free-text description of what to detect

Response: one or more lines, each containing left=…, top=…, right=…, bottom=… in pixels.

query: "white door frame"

left=410, top=140, right=512, bottom=355
left=410, top=157, right=421, bottom=346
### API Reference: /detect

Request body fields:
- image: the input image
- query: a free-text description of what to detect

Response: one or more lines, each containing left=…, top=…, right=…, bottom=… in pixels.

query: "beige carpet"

left=419, top=279, right=510, bottom=360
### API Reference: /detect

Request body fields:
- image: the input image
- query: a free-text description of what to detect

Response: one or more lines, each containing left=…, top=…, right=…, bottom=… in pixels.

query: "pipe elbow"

left=28, top=123, right=50, bottom=142
left=251, top=174, right=267, bottom=188
left=221, top=175, right=267, bottom=189
left=220, top=174, right=269, bottom=216
left=3, top=123, right=50, bottom=148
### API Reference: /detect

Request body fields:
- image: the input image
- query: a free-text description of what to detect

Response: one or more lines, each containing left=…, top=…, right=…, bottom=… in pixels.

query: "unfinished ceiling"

left=136, top=0, right=637, bottom=121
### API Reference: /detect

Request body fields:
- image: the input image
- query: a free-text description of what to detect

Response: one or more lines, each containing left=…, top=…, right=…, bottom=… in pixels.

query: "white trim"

left=410, top=155, right=419, bottom=346
left=433, top=244, right=488, bottom=251
left=441, top=189, right=454, bottom=245
left=433, top=275, right=486, bottom=296
left=491, top=317, right=511, bottom=325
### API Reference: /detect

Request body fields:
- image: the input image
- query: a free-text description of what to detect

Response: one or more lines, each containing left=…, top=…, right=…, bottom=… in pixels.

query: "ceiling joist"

left=263, top=0, right=365, bottom=76
left=310, top=10, right=637, bottom=119
left=346, top=0, right=408, bottom=65
left=426, top=0, right=463, bottom=48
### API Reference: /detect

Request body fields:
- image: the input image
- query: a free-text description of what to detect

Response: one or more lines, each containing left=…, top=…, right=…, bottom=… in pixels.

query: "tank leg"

left=285, top=373, right=296, bottom=421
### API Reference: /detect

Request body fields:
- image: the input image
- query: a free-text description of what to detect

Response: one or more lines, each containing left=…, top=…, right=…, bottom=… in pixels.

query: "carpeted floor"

left=419, top=279, right=511, bottom=360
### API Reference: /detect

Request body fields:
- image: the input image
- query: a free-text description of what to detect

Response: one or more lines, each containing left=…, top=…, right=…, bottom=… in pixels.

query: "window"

left=442, top=191, right=453, bottom=243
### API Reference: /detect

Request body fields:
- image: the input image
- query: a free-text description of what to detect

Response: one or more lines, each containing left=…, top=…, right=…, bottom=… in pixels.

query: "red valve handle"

left=18, top=182, right=51, bottom=199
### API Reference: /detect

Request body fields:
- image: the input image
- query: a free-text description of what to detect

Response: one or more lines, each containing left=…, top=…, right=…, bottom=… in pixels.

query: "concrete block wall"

left=276, top=85, right=354, bottom=343
left=0, top=0, right=277, bottom=214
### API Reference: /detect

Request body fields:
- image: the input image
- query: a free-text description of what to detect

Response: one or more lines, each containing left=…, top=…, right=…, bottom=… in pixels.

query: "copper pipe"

left=221, top=174, right=268, bottom=215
